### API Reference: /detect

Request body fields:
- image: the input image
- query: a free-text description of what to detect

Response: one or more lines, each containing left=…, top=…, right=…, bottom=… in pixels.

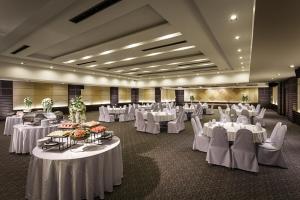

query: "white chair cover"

left=206, top=104, right=214, bottom=115
left=236, top=115, right=250, bottom=125
left=168, top=112, right=182, bottom=133
left=231, top=129, right=259, bottom=172
left=191, top=118, right=210, bottom=152
left=241, top=109, right=250, bottom=118
left=206, top=126, right=231, bottom=168
left=257, top=125, right=287, bottom=168
left=103, top=107, right=115, bottom=122
left=136, top=111, right=146, bottom=132
left=98, top=106, right=105, bottom=122
left=266, top=122, right=282, bottom=143
left=145, top=113, right=160, bottom=134
left=119, top=107, right=129, bottom=122
left=195, top=116, right=203, bottom=134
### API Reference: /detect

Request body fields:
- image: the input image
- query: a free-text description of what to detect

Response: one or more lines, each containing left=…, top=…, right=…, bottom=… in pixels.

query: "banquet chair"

left=206, top=104, right=214, bottom=115
left=218, top=106, right=223, bottom=116
left=257, top=125, right=288, bottom=168
left=195, top=116, right=202, bottom=132
left=236, top=115, right=250, bottom=125
left=103, top=107, right=115, bottom=122
left=136, top=111, right=146, bottom=132
left=134, top=109, right=139, bottom=127
left=168, top=112, right=182, bottom=133
left=256, top=104, right=261, bottom=113
left=98, top=106, right=105, bottom=122
left=127, top=106, right=135, bottom=121
left=231, top=129, right=259, bottom=172
left=229, top=109, right=238, bottom=122
left=119, top=107, right=129, bottom=122
left=241, top=109, right=250, bottom=118
left=265, top=122, right=282, bottom=143
left=191, top=118, right=210, bottom=152
left=206, top=126, right=231, bottom=168
left=253, top=108, right=266, bottom=126
left=145, top=112, right=160, bottom=134
left=220, top=113, right=231, bottom=122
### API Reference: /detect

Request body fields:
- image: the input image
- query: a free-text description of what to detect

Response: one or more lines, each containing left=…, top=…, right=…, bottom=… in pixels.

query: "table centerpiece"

left=41, top=97, right=54, bottom=113
left=69, top=96, right=86, bottom=123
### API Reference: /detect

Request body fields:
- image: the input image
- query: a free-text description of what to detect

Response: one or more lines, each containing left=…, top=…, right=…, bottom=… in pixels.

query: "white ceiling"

left=0, top=0, right=263, bottom=87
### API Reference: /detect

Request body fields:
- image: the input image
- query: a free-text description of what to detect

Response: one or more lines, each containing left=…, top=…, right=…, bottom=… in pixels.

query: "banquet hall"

left=1, top=0, right=300, bottom=199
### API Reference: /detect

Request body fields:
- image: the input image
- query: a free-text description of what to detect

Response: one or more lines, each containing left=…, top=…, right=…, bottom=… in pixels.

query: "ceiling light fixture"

left=154, top=32, right=182, bottom=41
left=21, top=62, right=24, bottom=65
left=192, top=58, right=208, bottom=62
left=159, top=69, right=168, bottom=71
left=49, top=66, right=54, bottom=69
left=234, top=35, right=240, bottom=40
left=277, top=73, right=281, bottom=76
left=241, top=62, right=244, bottom=64
left=290, top=64, right=295, bottom=68
left=80, top=55, right=93, bottom=60
left=239, top=56, right=243, bottom=59
left=146, top=65, right=160, bottom=68
left=237, top=48, right=242, bottom=52
left=130, top=68, right=140, bottom=71
left=142, top=71, right=150, bottom=73
left=104, top=61, right=116, bottom=65
left=114, top=70, right=124, bottom=73
left=86, top=64, right=97, bottom=68
left=145, top=52, right=163, bottom=57
left=229, top=14, right=238, bottom=21
left=123, top=42, right=144, bottom=49
left=172, top=45, right=195, bottom=51
left=63, top=59, right=76, bottom=64
left=99, top=50, right=115, bottom=55
left=121, top=57, right=137, bottom=61
left=167, top=62, right=182, bottom=65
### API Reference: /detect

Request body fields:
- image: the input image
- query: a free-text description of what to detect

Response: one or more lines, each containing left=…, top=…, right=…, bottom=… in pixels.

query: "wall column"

left=175, top=89, right=184, bottom=106
left=110, top=87, right=119, bottom=105
left=155, top=87, right=161, bottom=103
left=131, top=88, right=139, bottom=104
left=68, top=84, right=84, bottom=104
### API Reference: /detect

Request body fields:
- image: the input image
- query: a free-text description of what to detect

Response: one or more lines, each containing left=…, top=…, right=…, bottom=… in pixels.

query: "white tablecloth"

left=26, top=136, right=123, bottom=200
left=3, top=116, right=23, bottom=136
left=9, top=124, right=58, bottom=154
left=143, top=112, right=176, bottom=122
left=203, top=122, right=267, bottom=143
left=138, top=105, right=152, bottom=110
left=108, top=108, right=126, bottom=114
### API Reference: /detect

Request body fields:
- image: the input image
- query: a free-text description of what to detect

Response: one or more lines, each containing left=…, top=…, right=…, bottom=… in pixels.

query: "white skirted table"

left=143, top=112, right=176, bottom=122
left=3, top=116, right=23, bottom=136
left=25, top=136, right=123, bottom=200
left=9, top=124, right=58, bottom=154
left=203, top=122, right=267, bottom=143
left=108, top=108, right=126, bottom=114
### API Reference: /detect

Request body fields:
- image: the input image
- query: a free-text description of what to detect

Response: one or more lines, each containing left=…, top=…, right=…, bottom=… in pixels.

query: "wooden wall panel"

left=161, top=89, right=175, bottom=102
left=155, top=87, right=161, bottom=103
left=81, top=86, right=110, bottom=105
left=119, top=88, right=131, bottom=103
left=139, top=88, right=155, bottom=102
left=13, top=81, right=68, bottom=109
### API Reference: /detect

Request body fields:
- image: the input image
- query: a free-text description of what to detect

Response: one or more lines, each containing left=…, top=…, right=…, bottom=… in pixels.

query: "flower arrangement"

left=69, top=96, right=86, bottom=123
left=23, top=97, right=32, bottom=109
left=41, top=98, right=53, bottom=112
left=241, top=94, right=249, bottom=103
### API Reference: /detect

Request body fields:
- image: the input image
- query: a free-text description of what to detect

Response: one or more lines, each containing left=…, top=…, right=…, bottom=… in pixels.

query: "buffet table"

left=203, top=122, right=267, bottom=143
left=9, top=124, right=58, bottom=154
left=143, top=112, right=176, bottom=122
left=25, top=136, right=123, bottom=200
left=3, top=116, right=23, bottom=136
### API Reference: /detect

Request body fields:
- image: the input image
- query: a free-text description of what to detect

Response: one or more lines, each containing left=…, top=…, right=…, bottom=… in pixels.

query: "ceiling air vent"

left=77, top=61, right=96, bottom=65
left=11, top=45, right=30, bottom=54
left=70, top=0, right=122, bottom=23
left=142, top=40, right=187, bottom=51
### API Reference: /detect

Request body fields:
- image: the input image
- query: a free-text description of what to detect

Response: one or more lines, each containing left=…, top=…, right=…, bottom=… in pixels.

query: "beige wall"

left=13, top=81, right=68, bottom=109
left=139, top=88, right=155, bottom=102
left=119, top=88, right=131, bottom=103
left=184, top=88, right=259, bottom=102
left=161, top=88, right=175, bottom=102
left=272, top=86, right=278, bottom=105
left=81, top=86, right=110, bottom=105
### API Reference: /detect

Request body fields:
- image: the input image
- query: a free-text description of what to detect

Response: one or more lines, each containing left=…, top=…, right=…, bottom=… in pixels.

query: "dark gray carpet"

left=0, top=110, right=300, bottom=200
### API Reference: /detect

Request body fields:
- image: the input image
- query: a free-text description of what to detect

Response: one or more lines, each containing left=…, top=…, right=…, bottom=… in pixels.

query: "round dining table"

left=108, top=107, right=126, bottom=114
left=3, top=115, right=23, bottom=136
left=25, top=136, right=123, bottom=200
left=9, top=124, right=58, bottom=154
left=143, top=111, right=176, bottom=122
left=234, top=108, right=258, bottom=117
left=203, top=122, right=267, bottom=143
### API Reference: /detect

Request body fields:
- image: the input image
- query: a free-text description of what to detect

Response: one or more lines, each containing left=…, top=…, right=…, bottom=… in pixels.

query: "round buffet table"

left=3, top=115, right=23, bottom=136
left=203, top=122, right=267, bottom=143
left=143, top=112, right=176, bottom=122
left=25, top=136, right=123, bottom=200
left=9, top=124, right=58, bottom=154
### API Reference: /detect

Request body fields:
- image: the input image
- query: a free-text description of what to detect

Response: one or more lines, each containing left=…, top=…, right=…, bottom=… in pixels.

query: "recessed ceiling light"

left=241, top=62, right=244, bottom=64
left=178, top=66, right=188, bottom=69
left=239, top=56, right=243, bottom=59
left=63, top=59, right=76, bottom=64
left=73, top=69, right=76, bottom=72
left=277, top=73, right=281, bottom=76
left=229, top=14, right=238, bottom=21
left=130, top=68, right=140, bottom=71
left=123, top=42, right=144, bottom=49
left=146, top=65, right=160, bottom=68
left=80, top=55, right=93, bottom=60
left=121, top=57, right=137, bottom=61
left=272, top=77, right=274, bottom=80
left=126, top=72, right=135, bottom=75
left=21, top=62, right=24, bottom=65
left=159, top=69, right=168, bottom=71
left=234, top=35, right=240, bottom=40
left=192, top=58, right=208, bottom=62
left=237, top=48, right=242, bottom=52
left=142, top=71, right=150, bottom=73
left=154, top=32, right=182, bottom=41
left=99, top=50, right=115, bottom=55
left=114, top=70, right=124, bottom=73
left=217, top=72, right=220, bottom=74
left=290, top=64, right=295, bottom=68
left=145, top=52, right=163, bottom=57
left=172, top=45, right=195, bottom=51
left=104, top=61, right=116, bottom=65
left=49, top=66, right=54, bottom=69
left=86, top=64, right=97, bottom=68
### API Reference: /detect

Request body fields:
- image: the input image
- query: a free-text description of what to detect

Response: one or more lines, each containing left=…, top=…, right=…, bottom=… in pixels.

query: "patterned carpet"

left=1, top=110, right=300, bottom=200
